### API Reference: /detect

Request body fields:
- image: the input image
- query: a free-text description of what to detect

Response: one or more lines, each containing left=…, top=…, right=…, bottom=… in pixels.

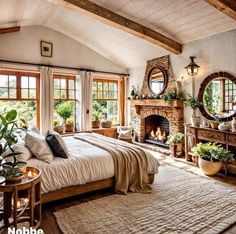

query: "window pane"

left=98, top=92, right=102, bottom=99
left=69, top=90, right=74, bottom=99
left=54, top=90, right=60, bottom=99
left=109, top=83, right=115, bottom=91
left=54, top=79, right=60, bottom=89
left=92, top=82, right=97, bottom=91
left=103, top=82, right=108, bottom=91
left=0, top=88, right=8, bottom=98
left=21, top=76, right=28, bottom=88
left=61, top=90, right=66, bottom=99
left=29, top=77, right=36, bottom=88
left=0, top=75, right=8, bottom=87
left=29, top=89, right=36, bottom=99
left=109, top=92, right=115, bottom=99
left=9, top=76, right=16, bottom=87
left=92, top=92, right=97, bottom=99
left=103, top=91, right=108, bottom=99
left=9, top=89, right=16, bottom=98
left=98, top=82, right=102, bottom=91
left=61, top=79, right=66, bottom=89
left=107, top=101, right=118, bottom=124
left=21, top=89, right=28, bottom=98
left=69, top=80, right=74, bottom=89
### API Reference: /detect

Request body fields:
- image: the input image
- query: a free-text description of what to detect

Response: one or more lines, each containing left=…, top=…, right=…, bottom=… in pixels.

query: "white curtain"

left=39, top=66, right=53, bottom=135
left=78, top=71, right=93, bottom=131
left=123, top=75, right=129, bottom=126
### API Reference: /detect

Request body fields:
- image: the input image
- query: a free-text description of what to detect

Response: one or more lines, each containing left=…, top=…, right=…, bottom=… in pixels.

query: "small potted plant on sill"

left=53, top=119, right=64, bottom=134
left=184, top=94, right=202, bottom=127
left=56, top=102, right=74, bottom=130
left=130, top=85, right=138, bottom=100
left=192, top=142, right=234, bottom=176
left=0, top=110, right=27, bottom=183
left=167, top=132, right=184, bottom=157
left=92, top=101, right=105, bottom=129
left=65, top=117, right=74, bottom=132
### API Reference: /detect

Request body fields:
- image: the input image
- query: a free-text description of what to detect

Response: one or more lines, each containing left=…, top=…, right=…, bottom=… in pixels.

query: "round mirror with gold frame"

left=198, top=72, right=236, bottom=121
left=148, top=66, right=168, bottom=95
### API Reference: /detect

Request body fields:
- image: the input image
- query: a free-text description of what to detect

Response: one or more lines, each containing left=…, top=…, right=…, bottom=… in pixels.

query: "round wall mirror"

left=198, top=72, right=236, bottom=121
left=148, top=66, right=168, bottom=95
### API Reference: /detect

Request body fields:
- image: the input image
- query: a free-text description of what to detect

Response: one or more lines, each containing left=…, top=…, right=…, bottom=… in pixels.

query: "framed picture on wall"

left=41, top=41, right=53, bottom=57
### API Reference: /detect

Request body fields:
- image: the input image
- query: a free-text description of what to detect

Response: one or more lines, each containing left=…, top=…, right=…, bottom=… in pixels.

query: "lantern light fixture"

left=185, top=56, right=200, bottom=76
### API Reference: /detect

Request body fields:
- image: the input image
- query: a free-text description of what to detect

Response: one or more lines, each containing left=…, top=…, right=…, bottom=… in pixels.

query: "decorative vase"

left=65, top=124, right=74, bottom=132
left=53, top=125, right=64, bottom=134
left=198, top=157, right=222, bottom=176
left=171, top=143, right=183, bottom=157
left=101, top=120, right=112, bottom=128
left=232, top=117, right=236, bottom=132
left=191, top=116, right=201, bottom=127
left=210, top=121, right=219, bottom=129
left=218, top=122, right=230, bottom=131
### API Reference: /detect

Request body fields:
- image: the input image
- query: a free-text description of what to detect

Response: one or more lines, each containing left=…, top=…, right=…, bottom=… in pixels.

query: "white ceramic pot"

left=232, top=117, right=236, bottom=132
left=218, top=122, right=230, bottom=131
left=198, top=157, right=222, bottom=176
left=191, top=116, right=201, bottom=127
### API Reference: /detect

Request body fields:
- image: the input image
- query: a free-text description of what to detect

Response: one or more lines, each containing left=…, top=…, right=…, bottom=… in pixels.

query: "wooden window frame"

left=0, top=70, right=40, bottom=128
left=92, top=77, right=124, bottom=125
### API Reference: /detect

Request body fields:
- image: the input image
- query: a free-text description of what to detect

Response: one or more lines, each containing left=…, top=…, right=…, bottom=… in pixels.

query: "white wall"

left=0, top=25, right=127, bottom=73
left=128, top=29, right=236, bottom=124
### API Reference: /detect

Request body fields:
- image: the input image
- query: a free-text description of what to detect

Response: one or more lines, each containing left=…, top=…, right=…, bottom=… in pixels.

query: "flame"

left=149, top=126, right=167, bottom=141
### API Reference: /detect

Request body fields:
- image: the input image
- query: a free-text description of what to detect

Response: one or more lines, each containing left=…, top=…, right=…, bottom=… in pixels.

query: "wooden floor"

left=40, top=153, right=236, bottom=234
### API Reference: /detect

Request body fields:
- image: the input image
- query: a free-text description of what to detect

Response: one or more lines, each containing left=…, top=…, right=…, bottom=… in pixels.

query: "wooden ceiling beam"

left=0, top=26, right=21, bottom=34
left=47, top=0, right=182, bottom=54
left=204, top=0, right=236, bottom=20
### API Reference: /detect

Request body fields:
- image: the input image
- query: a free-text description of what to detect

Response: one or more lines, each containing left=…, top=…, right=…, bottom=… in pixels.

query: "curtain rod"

left=0, top=59, right=129, bottom=77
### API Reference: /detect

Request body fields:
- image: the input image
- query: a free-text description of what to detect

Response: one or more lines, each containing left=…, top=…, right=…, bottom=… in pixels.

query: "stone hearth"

left=131, top=99, right=184, bottom=143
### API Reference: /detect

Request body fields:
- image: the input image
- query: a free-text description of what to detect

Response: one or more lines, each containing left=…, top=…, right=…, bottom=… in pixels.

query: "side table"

left=0, top=166, right=41, bottom=230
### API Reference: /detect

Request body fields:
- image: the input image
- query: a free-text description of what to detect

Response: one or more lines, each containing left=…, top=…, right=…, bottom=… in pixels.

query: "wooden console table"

left=185, top=124, right=236, bottom=174
left=92, top=127, right=118, bottom=139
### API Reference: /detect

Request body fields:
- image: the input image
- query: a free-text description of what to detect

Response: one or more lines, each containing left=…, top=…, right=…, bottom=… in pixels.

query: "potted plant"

left=65, top=117, right=74, bottom=132
left=130, top=85, right=138, bottom=100
left=56, top=102, right=74, bottom=125
left=53, top=119, right=64, bottom=134
left=210, top=117, right=220, bottom=129
left=101, top=120, right=112, bottom=128
left=184, top=94, right=202, bottom=127
left=92, top=102, right=105, bottom=128
left=167, top=133, right=184, bottom=157
left=192, top=142, right=234, bottom=175
left=0, top=110, right=26, bottom=182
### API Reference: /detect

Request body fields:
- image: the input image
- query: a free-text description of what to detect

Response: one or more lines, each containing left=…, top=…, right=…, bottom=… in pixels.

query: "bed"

left=26, top=133, right=160, bottom=203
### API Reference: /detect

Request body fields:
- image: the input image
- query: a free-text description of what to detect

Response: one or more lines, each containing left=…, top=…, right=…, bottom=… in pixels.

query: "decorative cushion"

left=2, top=141, right=32, bottom=162
left=46, top=130, right=69, bottom=158
left=25, top=132, right=54, bottom=163
left=119, top=129, right=132, bottom=137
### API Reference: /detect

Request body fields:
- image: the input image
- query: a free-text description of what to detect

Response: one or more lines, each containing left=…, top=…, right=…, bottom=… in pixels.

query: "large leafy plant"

left=192, top=142, right=234, bottom=162
left=92, top=102, right=105, bottom=121
left=56, top=102, right=74, bottom=122
left=0, top=110, right=26, bottom=178
left=167, top=133, right=184, bottom=146
left=184, top=94, right=202, bottom=117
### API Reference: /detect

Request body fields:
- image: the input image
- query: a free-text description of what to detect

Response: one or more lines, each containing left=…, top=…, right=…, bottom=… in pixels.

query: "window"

left=92, top=78, right=121, bottom=125
left=53, top=74, right=76, bottom=126
left=0, top=70, right=40, bottom=128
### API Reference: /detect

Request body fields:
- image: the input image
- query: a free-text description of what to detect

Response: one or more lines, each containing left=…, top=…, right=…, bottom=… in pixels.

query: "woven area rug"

left=54, top=166, right=236, bottom=234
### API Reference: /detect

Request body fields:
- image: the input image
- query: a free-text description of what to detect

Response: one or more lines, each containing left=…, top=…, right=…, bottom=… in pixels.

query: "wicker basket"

left=53, top=125, right=64, bottom=134
left=101, top=121, right=112, bottom=128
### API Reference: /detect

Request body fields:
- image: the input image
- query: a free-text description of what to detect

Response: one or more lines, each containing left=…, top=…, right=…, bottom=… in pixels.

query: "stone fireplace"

left=131, top=99, right=184, bottom=145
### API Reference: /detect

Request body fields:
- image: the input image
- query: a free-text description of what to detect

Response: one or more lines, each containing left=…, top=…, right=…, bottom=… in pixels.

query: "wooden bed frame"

left=41, top=174, right=155, bottom=203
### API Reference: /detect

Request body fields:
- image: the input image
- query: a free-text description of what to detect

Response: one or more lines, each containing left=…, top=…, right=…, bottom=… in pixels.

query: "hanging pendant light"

left=185, top=56, right=200, bottom=76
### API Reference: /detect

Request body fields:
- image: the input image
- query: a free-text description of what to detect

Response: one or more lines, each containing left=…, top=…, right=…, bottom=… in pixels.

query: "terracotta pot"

left=101, top=121, right=112, bottom=128
left=65, top=124, right=74, bottom=132
left=198, top=157, right=222, bottom=176
left=92, top=120, right=100, bottom=129
left=191, top=116, right=201, bottom=127
left=53, top=125, right=64, bottom=134
left=171, top=143, right=183, bottom=157
left=210, top=122, right=219, bottom=129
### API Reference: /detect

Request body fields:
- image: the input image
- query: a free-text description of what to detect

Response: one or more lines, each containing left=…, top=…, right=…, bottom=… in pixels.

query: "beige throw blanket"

left=74, top=133, right=153, bottom=194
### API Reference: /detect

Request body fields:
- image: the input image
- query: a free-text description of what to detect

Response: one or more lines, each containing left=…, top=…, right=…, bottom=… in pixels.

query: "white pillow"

left=2, top=142, right=32, bottom=162
left=119, top=129, right=132, bottom=137
left=25, top=132, right=54, bottom=163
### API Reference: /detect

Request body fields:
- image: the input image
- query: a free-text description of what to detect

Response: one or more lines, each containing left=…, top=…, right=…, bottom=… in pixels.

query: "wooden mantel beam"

left=0, top=26, right=21, bottom=34
left=204, top=0, right=236, bottom=20
left=47, top=0, right=182, bottom=54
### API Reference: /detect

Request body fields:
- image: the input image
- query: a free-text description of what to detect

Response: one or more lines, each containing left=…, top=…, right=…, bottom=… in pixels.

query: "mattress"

left=27, top=134, right=160, bottom=193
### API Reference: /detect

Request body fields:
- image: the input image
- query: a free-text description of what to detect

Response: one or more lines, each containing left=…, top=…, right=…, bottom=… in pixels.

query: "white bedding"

left=27, top=134, right=159, bottom=194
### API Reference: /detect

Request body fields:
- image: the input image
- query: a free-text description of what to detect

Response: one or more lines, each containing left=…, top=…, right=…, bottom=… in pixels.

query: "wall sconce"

left=185, top=56, right=200, bottom=76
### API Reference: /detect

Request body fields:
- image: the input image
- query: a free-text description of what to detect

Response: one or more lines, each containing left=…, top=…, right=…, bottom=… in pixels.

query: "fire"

left=150, top=127, right=167, bottom=141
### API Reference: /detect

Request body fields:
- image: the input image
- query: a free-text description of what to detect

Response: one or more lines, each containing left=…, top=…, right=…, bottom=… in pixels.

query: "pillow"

left=25, top=132, right=54, bottom=163
left=46, top=130, right=69, bottom=158
left=2, top=142, right=32, bottom=162
left=119, top=129, right=132, bottom=137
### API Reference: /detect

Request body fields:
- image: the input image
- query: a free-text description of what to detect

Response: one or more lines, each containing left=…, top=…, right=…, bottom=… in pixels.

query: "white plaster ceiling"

left=0, top=0, right=235, bottom=68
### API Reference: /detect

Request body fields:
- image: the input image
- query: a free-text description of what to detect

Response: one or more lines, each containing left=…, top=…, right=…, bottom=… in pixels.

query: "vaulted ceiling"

left=0, top=0, right=235, bottom=68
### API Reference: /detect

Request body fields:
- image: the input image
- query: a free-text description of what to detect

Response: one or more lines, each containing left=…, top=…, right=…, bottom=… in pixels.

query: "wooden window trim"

left=0, top=70, right=40, bottom=129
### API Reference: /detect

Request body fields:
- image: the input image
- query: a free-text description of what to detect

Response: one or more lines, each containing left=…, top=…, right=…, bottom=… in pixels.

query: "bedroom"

left=0, top=0, right=236, bottom=233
